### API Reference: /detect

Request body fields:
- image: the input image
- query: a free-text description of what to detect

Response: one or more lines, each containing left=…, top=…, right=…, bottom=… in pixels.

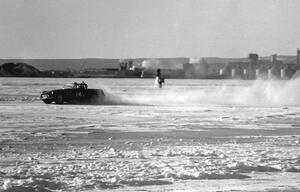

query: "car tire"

left=43, top=99, right=52, bottom=104
left=55, top=95, right=64, bottom=104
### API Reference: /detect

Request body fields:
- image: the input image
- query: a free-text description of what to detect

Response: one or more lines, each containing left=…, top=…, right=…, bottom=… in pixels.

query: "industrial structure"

left=79, top=51, right=299, bottom=79
left=2, top=50, right=298, bottom=79
left=183, top=51, right=299, bottom=80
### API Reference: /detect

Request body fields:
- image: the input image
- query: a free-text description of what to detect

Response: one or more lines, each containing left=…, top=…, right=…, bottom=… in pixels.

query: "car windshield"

left=63, top=83, right=76, bottom=89
left=62, top=82, right=88, bottom=89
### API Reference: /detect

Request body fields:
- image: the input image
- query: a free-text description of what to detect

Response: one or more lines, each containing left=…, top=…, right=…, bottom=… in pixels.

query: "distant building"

left=227, top=61, right=249, bottom=79
left=78, top=68, right=118, bottom=78
left=183, top=60, right=226, bottom=78
left=183, top=63, right=196, bottom=78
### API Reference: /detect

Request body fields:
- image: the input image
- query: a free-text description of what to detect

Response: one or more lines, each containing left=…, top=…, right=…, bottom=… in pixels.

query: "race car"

left=40, top=82, right=105, bottom=104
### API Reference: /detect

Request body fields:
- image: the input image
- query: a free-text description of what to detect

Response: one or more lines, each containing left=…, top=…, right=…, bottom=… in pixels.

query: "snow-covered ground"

left=0, top=77, right=300, bottom=192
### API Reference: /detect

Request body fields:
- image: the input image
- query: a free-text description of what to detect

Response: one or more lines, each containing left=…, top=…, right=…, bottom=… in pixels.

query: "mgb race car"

left=40, top=82, right=105, bottom=104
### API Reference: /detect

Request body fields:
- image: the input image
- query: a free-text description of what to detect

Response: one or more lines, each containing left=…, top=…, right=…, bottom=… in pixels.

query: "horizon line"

left=0, top=54, right=296, bottom=60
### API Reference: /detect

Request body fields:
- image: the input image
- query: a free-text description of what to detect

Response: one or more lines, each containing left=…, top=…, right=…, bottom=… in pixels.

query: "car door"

left=75, top=88, right=85, bottom=100
left=64, top=89, right=77, bottom=101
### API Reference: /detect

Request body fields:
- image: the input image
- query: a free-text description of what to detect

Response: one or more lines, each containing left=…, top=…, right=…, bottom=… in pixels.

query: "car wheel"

left=43, top=99, right=52, bottom=104
left=55, top=95, right=64, bottom=104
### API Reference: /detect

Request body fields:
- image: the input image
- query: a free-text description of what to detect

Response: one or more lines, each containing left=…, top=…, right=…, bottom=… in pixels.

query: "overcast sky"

left=0, top=0, right=300, bottom=59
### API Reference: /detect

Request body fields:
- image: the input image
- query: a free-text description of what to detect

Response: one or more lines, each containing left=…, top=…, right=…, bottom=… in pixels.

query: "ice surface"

left=0, top=78, right=300, bottom=191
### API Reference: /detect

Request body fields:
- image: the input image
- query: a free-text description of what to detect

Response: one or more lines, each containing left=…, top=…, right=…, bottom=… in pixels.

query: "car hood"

left=41, top=89, right=61, bottom=94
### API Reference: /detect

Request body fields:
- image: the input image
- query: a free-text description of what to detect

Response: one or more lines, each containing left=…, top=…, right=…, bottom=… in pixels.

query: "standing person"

left=155, top=68, right=164, bottom=88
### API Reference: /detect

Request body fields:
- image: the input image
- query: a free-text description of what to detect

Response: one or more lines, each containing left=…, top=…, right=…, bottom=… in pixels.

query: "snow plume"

left=92, top=73, right=300, bottom=106
left=115, top=79, right=299, bottom=107
left=232, top=77, right=300, bottom=106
